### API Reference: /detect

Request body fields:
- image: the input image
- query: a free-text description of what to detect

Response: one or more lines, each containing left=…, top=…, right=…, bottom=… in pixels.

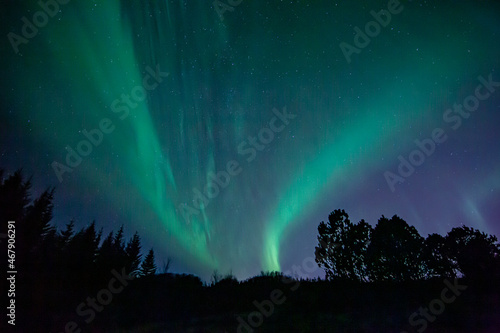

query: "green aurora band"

left=2, top=0, right=500, bottom=279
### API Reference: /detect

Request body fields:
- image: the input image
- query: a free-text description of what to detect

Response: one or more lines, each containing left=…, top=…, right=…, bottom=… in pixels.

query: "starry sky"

left=1, top=0, right=499, bottom=281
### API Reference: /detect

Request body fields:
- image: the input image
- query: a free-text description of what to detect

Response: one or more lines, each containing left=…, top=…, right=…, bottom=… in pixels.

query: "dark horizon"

left=1, top=169, right=499, bottom=332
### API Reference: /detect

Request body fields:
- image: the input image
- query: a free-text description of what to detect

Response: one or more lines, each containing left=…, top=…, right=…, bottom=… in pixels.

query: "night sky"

left=1, top=0, right=499, bottom=281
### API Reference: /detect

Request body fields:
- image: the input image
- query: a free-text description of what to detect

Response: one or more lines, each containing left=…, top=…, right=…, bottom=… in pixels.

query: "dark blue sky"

left=1, top=0, right=499, bottom=280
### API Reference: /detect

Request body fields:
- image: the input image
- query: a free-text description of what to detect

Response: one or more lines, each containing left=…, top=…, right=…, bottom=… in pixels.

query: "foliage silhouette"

left=367, top=215, right=426, bottom=282
left=315, top=209, right=372, bottom=281
left=0, top=169, right=158, bottom=331
left=126, top=232, right=143, bottom=277
left=140, top=248, right=157, bottom=276
left=316, top=209, right=500, bottom=282
left=1, top=169, right=499, bottom=332
left=422, top=233, right=455, bottom=278
left=444, top=225, right=500, bottom=280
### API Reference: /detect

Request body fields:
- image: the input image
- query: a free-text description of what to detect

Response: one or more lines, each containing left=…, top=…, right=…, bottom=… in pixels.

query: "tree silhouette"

left=0, top=169, right=31, bottom=224
left=160, top=257, right=172, bottom=274
left=315, top=209, right=372, bottom=281
left=349, top=219, right=373, bottom=280
left=0, top=170, right=55, bottom=270
left=113, top=225, right=129, bottom=270
left=114, top=225, right=125, bottom=251
left=211, top=269, right=223, bottom=285
left=23, top=186, right=56, bottom=248
left=0, top=167, right=170, bottom=331
left=0, top=170, right=58, bottom=329
left=65, top=221, right=102, bottom=293
left=366, top=215, right=426, bottom=282
left=2, top=167, right=500, bottom=331
left=59, top=220, right=75, bottom=246
left=140, top=248, right=157, bottom=276
left=95, top=231, right=116, bottom=280
left=444, top=225, right=499, bottom=280
left=126, top=232, right=142, bottom=277
left=422, top=233, right=455, bottom=278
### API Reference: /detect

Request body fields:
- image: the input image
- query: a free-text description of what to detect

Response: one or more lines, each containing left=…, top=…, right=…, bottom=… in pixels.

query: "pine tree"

left=111, top=225, right=128, bottom=269
left=125, top=232, right=142, bottom=277
left=67, top=221, right=101, bottom=286
left=59, top=220, right=75, bottom=246
left=24, top=187, right=56, bottom=245
left=140, top=248, right=157, bottom=277
left=113, top=225, right=125, bottom=251
left=95, top=231, right=115, bottom=275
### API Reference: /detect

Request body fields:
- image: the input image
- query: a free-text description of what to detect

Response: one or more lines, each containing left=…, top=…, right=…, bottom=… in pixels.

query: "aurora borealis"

left=1, top=0, right=499, bottom=281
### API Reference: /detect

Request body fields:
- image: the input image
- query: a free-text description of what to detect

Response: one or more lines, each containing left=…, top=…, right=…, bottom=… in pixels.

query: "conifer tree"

left=126, top=232, right=142, bottom=277
left=140, top=248, right=157, bottom=277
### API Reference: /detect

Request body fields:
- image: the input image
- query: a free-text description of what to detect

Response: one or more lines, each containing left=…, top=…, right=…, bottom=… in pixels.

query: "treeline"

left=0, top=170, right=157, bottom=331
left=1, top=169, right=500, bottom=332
left=315, top=209, right=500, bottom=282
